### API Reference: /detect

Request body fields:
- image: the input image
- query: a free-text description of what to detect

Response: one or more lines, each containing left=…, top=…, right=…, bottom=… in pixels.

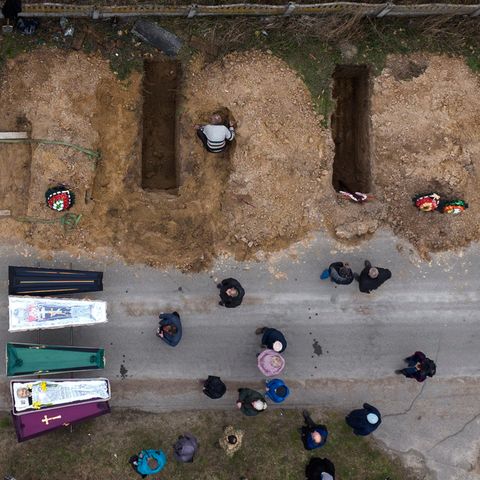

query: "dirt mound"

left=371, top=54, right=480, bottom=256
left=0, top=49, right=479, bottom=269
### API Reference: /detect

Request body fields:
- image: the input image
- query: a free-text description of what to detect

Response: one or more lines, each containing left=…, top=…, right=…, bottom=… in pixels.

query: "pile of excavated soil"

left=0, top=49, right=478, bottom=269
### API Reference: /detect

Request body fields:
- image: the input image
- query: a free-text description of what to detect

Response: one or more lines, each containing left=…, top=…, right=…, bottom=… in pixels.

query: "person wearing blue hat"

left=265, top=378, right=290, bottom=403
left=345, top=403, right=381, bottom=436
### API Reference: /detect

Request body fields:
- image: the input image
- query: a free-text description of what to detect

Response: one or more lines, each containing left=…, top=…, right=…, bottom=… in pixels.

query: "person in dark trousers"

left=217, top=278, right=245, bottom=308
left=2, top=0, right=21, bottom=21
left=255, top=326, right=287, bottom=353
left=305, top=457, right=335, bottom=480
left=345, top=403, right=382, bottom=436
left=195, top=113, right=235, bottom=153
left=203, top=375, right=226, bottom=399
left=300, top=410, right=328, bottom=450
left=396, top=351, right=436, bottom=382
left=156, top=311, right=182, bottom=347
left=236, top=388, right=267, bottom=416
left=325, top=262, right=354, bottom=285
left=354, top=260, right=391, bottom=293
left=173, top=433, right=198, bottom=463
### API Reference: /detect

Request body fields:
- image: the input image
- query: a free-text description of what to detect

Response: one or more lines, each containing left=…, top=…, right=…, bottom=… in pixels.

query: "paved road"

left=1, top=230, right=479, bottom=480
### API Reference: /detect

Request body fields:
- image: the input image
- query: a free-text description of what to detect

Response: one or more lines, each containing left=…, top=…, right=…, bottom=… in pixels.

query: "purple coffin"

left=12, top=400, right=110, bottom=442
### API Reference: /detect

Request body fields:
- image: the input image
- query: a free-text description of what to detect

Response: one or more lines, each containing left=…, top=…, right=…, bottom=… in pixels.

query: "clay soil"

left=0, top=49, right=479, bottom=269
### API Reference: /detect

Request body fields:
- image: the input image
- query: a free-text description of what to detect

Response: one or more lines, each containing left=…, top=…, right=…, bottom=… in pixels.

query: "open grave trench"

left=331, top=64, right=372, bottom=194
left=141, top=59, right=181, bottom=192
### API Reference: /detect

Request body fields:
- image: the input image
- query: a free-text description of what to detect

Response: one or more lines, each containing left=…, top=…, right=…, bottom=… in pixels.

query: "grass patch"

left=0, top=408, right=418, bottom=479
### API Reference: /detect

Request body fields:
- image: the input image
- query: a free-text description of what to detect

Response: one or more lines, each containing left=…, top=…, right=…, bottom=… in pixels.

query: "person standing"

left=355, top=260, right=391, bottom=294
left=128, top=449, right=166, bottom=478
left=195, top=113, right=235, bottom=153
left=395, top=351, right=436, bottom=382
left=300, top=410, right=328, bottom=450
left=255, top=327, right=287, bottom=353
left=217, top=278, right=245, bottom=308
left=257, top=349, right=285, bottom=377
left=345, top=403, right=381, bottom=436
left=219, top=425, right=244, bottom=457
left=202, top=375, right=226, bottom=399
left=321, top=262, right=354, bottom=285
left=305, top=457, right=335, bottom=480
left=265, top=378, right=290, bottom=403
left=156, top=311, right=182, bottom=347
left=236, top=388, right=267, bottom=416
left=173, top=433, right=198, bottom=463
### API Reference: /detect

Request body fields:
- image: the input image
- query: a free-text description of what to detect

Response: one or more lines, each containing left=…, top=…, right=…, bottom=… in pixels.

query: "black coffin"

left=9, top=266, right=103, bottom=296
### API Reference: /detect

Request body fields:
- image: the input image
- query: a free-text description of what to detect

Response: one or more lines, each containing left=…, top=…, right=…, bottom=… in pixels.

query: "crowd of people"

left=130, top=256, right=437, bottom=479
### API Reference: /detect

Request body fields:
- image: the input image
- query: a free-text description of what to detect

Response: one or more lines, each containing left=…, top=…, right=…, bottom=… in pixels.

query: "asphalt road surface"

left=1, top=230, right=479, bottom=480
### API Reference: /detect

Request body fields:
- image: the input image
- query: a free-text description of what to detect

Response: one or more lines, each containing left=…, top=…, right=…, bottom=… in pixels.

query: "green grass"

left=0, top=408, right=418, bottom=479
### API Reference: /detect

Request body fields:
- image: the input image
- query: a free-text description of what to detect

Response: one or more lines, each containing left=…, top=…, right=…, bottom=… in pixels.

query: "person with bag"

left=203, top=375, right=226, bottom=399
left=321, top=261, right=354, bottom=285
left=236, top=388, right=267, bottom=416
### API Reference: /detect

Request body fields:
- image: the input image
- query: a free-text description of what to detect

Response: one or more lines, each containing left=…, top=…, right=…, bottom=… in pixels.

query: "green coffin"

left=7, top=343, right=105, bottom=376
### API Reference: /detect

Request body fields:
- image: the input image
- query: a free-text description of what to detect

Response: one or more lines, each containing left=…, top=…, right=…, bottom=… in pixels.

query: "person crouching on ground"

left=236, top=388, right=267, bottom=416
left=321, top=262, right=354, bottom=285
left=355, top=260, right=391, bottom=294
left=156, top=311, right=182, bottom=347
left=129, top=449, right=166, bottom=478
left=395, top=351, right=436, bottom=382
left=300, top=410, right=328, bottom=450
left=217, top=278, right=245, bottom=308
left=345, top=403, right=381, bottom=436
left=195, top=113, right=235, bottom=153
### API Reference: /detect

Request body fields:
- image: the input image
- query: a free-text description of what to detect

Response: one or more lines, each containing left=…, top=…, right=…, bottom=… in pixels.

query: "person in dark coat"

left=396, top=351, right=436, bottom=382
left=255, top=326, right=287, bottom=353
left=217, top=278, right=245, bottom=308
left=355, top=260, right=391, bottom=294
left=173, top=433, right=198, bottom=463
left=345, top=403, right=381, bottom=436
left=305, top=457, right=335, bottom=480
left=300, top=410, right=328, bottom=450
left=326, top=262, right=354, bottom=285
left=203, top=375, right=226, bottom=399
left=2, top=0, right=21, bottom=21
left=156, top=311, right=182, bottom=347
left=236, top=388, right=267, bottom=416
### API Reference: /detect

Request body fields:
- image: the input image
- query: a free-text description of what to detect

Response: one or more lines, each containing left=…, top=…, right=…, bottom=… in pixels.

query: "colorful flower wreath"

left=412, top=193, right=440, bottom=212
left=45, top=186, right=75, bottom=212
left=440, top=200, right=468, bottom=215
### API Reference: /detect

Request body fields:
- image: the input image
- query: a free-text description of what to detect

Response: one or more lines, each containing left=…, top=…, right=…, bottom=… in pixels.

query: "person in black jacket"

left=345, top=403, right=381, bottom=436
left=395, top=351, right=436, bottom=382
left=305, top=457, right=335, bottom=480
left=255, top=326, right=287, bottom=353
left=203, top=375, right=226, bottom=399
left=2, top=0, right=21, bottom=21
left=217, top=278, right=245, bottom=308
left=355, top=260, right=391, bottom=294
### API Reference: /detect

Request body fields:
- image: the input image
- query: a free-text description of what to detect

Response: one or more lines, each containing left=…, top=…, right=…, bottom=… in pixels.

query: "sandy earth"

left=0, top=49, right=478, bottom=269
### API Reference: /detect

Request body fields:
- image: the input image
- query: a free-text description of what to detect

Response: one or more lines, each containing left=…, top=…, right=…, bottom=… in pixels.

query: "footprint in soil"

left=120, top=364, right=128, bottom=379
left=312, top=339, right=323, bottom=356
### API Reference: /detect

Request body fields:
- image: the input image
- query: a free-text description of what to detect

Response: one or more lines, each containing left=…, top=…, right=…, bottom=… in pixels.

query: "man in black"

left=2, top=0, right=21, bottom=22
left=355, top=260, right=391, bottom=294
left=217, top=278, right=245, bottom=308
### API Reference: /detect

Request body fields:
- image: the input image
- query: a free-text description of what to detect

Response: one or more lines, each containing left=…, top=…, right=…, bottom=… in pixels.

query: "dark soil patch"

left=331, top=64, right=371, bottom=193
left=141, top=59, right=180, bottom=191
